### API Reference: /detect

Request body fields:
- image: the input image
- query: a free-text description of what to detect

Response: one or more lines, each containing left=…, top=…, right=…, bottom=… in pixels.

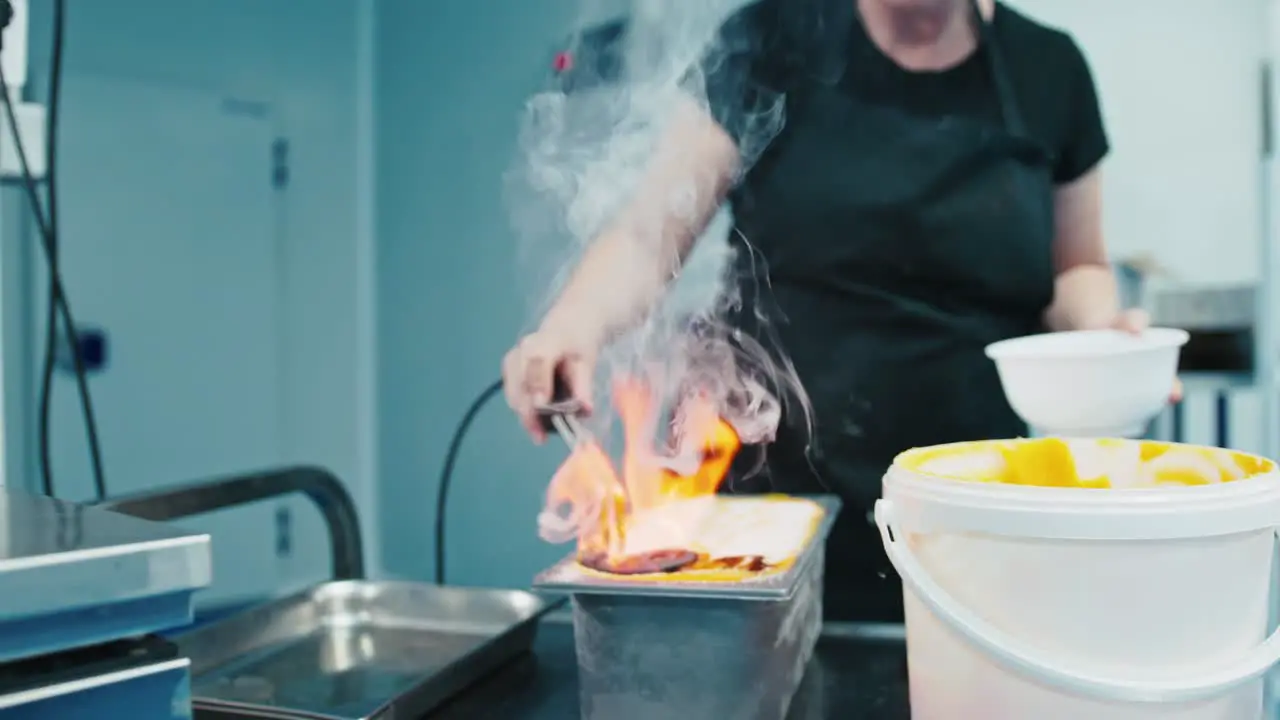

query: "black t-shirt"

left=561, top=0, right=1109, bottom=185
left=843, top=4, right=1108, bottom=183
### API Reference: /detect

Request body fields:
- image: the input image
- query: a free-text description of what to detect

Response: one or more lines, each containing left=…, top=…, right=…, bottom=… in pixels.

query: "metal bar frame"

left=96, top=465, right=365, bottom=582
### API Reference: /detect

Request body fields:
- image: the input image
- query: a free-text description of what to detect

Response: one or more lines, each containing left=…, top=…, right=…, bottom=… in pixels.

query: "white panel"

left=0, top=101, right=44, bottom=179
left=42, top=75, right=284, bottom=606
left=1011, top=0, right=1267, bottom=288
left=1, top=0, right=27, bottom=91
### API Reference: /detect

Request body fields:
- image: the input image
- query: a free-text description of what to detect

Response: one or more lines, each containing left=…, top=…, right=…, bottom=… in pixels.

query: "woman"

left=503, top=0, right=1146, bottom=622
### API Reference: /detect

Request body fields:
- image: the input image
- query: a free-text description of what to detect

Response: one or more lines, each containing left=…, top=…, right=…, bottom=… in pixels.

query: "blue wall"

left=13, top=0, right=368, bottom=601
left=373, top=0, right=628, bottom=586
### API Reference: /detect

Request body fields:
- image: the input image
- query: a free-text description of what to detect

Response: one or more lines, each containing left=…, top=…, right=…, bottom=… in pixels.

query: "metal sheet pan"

left=174, top=581, right=555, bottom=720
left=533, top=495, right=842, bottom=601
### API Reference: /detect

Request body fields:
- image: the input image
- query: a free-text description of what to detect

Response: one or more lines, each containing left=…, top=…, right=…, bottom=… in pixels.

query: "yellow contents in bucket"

left=999, top=439, right=1111, bottom=488
left=897, top=438, right=1275, bottom=489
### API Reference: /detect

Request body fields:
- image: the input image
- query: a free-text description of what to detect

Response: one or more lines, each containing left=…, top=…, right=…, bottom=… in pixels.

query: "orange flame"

left=540, top=376, right=741, bottom=564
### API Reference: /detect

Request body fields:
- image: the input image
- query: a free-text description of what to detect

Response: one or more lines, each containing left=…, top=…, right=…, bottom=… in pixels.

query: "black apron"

left=724, top=0, right=1056, bottom=622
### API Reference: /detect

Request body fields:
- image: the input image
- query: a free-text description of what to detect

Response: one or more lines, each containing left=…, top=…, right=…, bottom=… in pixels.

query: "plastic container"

left=877, top=438, right=1280, bottom=720
left=984, top=327, right=1189, bottom=437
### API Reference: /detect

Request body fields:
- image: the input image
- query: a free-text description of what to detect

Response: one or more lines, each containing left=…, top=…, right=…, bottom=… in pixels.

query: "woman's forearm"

left=540, top=227, right=682, bottom=344
left=1043, top=263, right=1120, bottom=332
left=540, top=101, right=740, bottom=345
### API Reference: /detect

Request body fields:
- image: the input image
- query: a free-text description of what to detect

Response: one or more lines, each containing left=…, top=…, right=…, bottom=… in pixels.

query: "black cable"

left=0, top=0, right=108, bottom=501
left=435, top=378, right=504, bottom=585
left=38, top=0, right=65, bottom=498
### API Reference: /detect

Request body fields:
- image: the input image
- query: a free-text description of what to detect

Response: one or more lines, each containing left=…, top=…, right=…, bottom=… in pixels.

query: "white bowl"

left=984, top=328, right=1189, bottom=438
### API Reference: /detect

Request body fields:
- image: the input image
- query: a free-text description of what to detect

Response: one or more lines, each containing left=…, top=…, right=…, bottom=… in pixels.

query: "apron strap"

left=971, top=0, right=1028, bottom=136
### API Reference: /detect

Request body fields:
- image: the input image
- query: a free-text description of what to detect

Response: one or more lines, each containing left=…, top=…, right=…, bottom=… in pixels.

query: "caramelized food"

left=541, top=375, right=825, bottom=583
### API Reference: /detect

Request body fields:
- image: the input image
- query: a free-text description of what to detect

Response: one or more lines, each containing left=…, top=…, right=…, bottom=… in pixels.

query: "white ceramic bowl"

left=984, top=328, right=1189, bottom=438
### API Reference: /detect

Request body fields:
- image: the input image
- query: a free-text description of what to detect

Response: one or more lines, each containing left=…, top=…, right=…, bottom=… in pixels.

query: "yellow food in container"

left=895, top=438, right=1275, bottom=490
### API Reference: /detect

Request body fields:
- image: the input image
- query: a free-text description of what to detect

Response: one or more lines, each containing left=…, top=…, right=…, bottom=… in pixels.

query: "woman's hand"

left=1109, top=308, right=1183, bottom=403
left=502, top=323, right=599, bottom=444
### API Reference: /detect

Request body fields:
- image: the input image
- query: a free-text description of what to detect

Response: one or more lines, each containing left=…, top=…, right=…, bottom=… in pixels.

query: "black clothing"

left=556, top=1, right=1109, bottom=623
left=701, top=0, right=1109, bottom=183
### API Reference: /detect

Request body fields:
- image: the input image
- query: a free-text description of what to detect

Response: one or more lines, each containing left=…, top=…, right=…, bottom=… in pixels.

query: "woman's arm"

left=1043, top=166, right=1181, bottom=400
left=1042, top=167, right=1120, bottom=332
left=539, top=3, right=774, bottom=343
left=540, top=103, right=739, bottom=344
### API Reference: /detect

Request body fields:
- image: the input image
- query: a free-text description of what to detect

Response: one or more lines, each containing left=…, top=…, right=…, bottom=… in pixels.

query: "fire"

left=540, top=376, right=772, bottom=577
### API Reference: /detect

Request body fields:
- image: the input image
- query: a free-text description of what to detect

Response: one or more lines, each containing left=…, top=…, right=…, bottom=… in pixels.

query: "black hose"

left=0, top=0, right=108, bottom=501
left=39, top=0, right=66, bottom=498
left=434, top=379, right=505, bottom=585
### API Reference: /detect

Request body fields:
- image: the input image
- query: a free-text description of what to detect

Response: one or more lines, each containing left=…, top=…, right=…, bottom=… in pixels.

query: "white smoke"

left=506, top=0, right=812, bottom=466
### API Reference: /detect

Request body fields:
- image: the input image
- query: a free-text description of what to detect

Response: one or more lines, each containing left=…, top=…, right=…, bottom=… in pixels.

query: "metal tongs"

left=536, top=378, right=592, bottom=452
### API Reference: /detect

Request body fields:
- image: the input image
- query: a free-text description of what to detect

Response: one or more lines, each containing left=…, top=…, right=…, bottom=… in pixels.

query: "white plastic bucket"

left=877, top=439, right=1280, bottom=720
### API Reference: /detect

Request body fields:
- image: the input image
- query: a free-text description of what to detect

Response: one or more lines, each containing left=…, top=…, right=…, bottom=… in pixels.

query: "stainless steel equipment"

left=101, top=467, right=556, bottom=720
left=1153, top=285, right=1256, bottom=333
left=1146, top=285, right=1273, bottom=449
left=534, top=495, right=841, bottom=720
left=0, top=635, right=191, bottom=719
left=175, top=581, right=552, bottom=720
left=1153, top=285, right=1256, bottom=377
left=0, top=488, right=211, bottom=664
left=0, top=485, right=209, bottom=716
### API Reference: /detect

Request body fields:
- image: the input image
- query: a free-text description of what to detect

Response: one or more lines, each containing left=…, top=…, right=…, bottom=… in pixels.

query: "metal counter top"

left=426, top=614, right=910, bottom=719
left=0, top=488, right=211, bottom=663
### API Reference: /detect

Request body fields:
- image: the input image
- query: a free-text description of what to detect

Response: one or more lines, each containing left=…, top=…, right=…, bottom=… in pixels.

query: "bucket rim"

left=882, top=442, right=1280, bottom=540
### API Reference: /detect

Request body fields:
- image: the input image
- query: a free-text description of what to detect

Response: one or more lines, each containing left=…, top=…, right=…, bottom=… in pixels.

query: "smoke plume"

left=506, top=0, right=812, bottom=478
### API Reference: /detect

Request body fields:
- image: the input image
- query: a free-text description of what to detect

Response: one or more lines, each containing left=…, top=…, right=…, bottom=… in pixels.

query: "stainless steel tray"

left=174, top=580, right=554, bottom=720
left=533, top=495, right=841, bottom=600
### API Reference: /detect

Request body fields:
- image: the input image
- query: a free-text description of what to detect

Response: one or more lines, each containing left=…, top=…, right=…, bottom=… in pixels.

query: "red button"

left=553, top=51, right=573, bottom=73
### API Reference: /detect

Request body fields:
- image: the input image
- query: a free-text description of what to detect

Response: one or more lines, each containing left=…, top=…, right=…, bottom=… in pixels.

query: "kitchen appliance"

left=176, top=581, right=553, bottom=720
left=102, top=467, right=558, bottom=720
left=534, top=494, right=841, bottom=720
left=0, top=487, right=211, bottom=718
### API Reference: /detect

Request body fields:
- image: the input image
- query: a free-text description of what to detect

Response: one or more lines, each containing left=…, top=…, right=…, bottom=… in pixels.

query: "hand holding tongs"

left=536, top=377, right=592, bottom=451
